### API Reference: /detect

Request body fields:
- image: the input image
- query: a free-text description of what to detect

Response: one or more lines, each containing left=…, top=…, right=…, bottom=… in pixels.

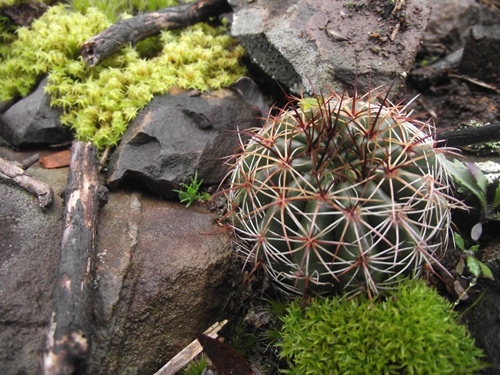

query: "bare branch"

left=41, top=141, right=108, bottom=375
left=81, top=0, right=231, bottom=67
left=437, top=122, right=500, bottom=147
left=0, top=155, right=53, bottom=209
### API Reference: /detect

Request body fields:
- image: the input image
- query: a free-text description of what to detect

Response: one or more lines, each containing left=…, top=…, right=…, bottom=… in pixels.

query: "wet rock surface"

left=229, top=0, right=430, bottom=97
left=0, top=148, right=66, bottom=375
left=0, top=147, right=238, bottom=375
left=91, top=191, right=235, bottom=374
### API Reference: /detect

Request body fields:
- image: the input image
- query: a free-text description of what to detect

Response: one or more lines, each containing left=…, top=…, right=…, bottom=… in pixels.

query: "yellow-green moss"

left=0, top=4, right=246, bottom=149
left=70, top=0, right=185, bottom=22
left=0, top=6, right=110, bottom=98
left=0, top=0, right=15, bottom=7
left=0, top=14, right=16, bottom=50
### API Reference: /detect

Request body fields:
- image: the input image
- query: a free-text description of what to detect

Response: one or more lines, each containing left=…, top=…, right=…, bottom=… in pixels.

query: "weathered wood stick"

left=0, top=155, right=53, bottom=209
left=436, top=122, right=500, bottom=147
left=154, top=319, right=228, bottom=375
left=41, top=141, right=108, bottom=375
left=81, top=0, right=231, bottom=67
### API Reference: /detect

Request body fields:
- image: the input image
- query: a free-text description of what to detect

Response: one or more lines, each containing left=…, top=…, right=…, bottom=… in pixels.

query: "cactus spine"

left=227, top=90, right=458, bottom=296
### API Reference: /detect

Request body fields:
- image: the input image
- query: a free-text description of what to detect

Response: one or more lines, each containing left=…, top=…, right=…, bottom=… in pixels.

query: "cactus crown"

left=227, top=89, right=460, bottom=296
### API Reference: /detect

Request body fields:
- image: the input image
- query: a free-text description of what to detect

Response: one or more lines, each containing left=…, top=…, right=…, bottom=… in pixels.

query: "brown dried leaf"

left=196, top=334, right=254, bottom=375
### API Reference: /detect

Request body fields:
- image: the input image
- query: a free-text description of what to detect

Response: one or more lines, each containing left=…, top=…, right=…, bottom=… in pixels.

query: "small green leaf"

left=455, top=258, right=465, bottom=275
left=492, top=182, right=500, bottom=210
left=466, top=161, right=488, bottom=197
left=173, top=171, right=210, bottom=208
left=453, top=232, right=465, bottom=252
left=469, top=244, right=480, bottom=253
left=478, top=261, right=494, bottom=280
left=443, top=159, right=487, bottom=207
left=466, top=257, right=481, bottom=278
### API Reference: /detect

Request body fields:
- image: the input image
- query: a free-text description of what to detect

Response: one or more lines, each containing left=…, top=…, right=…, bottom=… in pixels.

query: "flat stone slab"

left=0, top=148, right=67, bottom=375
left=106, top=87, right=263, bottom=198
left=93, top=191, right=235, bottom=374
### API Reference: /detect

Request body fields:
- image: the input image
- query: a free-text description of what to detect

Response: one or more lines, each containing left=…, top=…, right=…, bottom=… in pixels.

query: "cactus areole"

left=227, top=90, right=457, bottom=296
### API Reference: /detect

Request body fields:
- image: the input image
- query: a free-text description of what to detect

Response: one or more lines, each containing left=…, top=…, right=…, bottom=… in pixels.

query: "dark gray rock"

left=463, top=290, right=500, bottom=375
left=0, top=149, right=66, bottom=375
left=107, top=87, right=263, bottom=197
left=229, top=77, right=270, bottom=115
left=228, top=0, right=431, bottom=97
left=459, top=24, right=500, bottom=85
left=424, top=0, right=480, bottom=52
left=0, top=76, right=73, bottom=148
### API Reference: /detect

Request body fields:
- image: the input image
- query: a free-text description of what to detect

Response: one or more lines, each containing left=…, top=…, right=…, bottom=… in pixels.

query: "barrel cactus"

left=227, top=90, right=460, bottom=296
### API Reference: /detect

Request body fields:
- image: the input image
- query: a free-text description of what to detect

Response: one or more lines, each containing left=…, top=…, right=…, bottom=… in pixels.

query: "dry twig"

left=41, top=141, right=108, bottom=375
left=0, top=155, right=53, bottom=209
left=448, top=73, right=500, bottom=95
left=81, top=0, right=231, bottom=67
left=153, top=319, right=228, bottom=375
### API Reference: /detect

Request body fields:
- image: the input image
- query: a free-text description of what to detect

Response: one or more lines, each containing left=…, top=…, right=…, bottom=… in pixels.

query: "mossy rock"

left=0, top=3, right=246, bottom=149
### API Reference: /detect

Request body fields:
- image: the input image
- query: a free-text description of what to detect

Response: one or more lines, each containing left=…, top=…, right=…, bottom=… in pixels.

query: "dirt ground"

left=405, top=68, right=500, bottom=133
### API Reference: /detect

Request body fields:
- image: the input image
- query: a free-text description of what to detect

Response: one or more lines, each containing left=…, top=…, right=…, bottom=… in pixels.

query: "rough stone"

left=228, top=0, right=431, bottom=97
left=475, top=159, right=500, bottom=198
left=0, top=76, right=73, bottom=148
left=91, top=191, right=235, bottom=374
left=459, top=24, right=500, bottom=85
left=0, top=148, right=66, bottom=375
left=0, top=147, right=238, bottom=375
left=423, top=0, right=480, bottom=52
left=107, top=86, right=263, bottom=198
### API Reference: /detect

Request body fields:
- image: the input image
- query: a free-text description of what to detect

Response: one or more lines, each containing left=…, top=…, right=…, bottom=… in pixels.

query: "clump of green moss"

left=278, top=278, right=486, bottom=374
left=0, top=6, right=110, bottom=99
left=0, top=4, right=246, bottom=149
left=70, top=0, right=184, bottom=22
left=0, top=13, right=16, bottom=51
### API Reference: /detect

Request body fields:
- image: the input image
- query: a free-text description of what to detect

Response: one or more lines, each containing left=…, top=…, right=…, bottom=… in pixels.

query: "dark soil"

left=403, top=0, right=500, bottom=133
left=405, top=70, right=500, bottom=132
left=0, top=1, right=52, bottom=27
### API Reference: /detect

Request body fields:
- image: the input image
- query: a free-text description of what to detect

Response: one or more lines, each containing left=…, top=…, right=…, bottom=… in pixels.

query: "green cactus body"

left=228, top=91, right=458, bottom=296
